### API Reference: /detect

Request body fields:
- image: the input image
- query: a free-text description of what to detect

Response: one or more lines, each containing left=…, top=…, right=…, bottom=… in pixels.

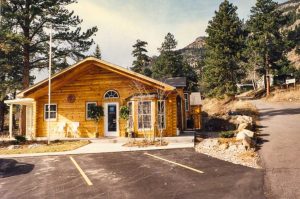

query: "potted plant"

left=90, top=105, right=104, bottom=137
left=119, top=105, right=130, bottom=137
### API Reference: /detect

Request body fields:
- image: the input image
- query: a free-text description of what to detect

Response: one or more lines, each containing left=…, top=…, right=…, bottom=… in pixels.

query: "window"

left=104, top=90, right=119, bottom=99
left=44, top=104, right=57, bottom=120
left=138, top=101, right=151, bottom=129
left=128, top=102, right=133, bottom=130
left=86, top=102, right=97, bottom=120
left=184, top=93, right=189, bottom=111
left=157, top=100, right=166, bottom=129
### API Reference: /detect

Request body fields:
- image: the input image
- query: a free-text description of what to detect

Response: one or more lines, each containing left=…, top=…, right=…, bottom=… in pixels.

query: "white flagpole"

left=47, top=24, right=52, bottom=145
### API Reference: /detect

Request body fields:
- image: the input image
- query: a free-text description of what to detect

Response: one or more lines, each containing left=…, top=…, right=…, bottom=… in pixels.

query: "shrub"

left=219, top=131, right=234, bottom=138
left=120, top=106, right=129, bottom=120
left=14, top=135, right=27, bottom=144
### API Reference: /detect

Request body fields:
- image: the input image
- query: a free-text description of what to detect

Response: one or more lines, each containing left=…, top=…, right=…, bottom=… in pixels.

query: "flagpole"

left=47, top=24, right=52, bottom=145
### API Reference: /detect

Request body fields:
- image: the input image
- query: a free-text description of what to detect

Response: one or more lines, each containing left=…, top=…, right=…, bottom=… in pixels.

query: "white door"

left=104, top=102, right=119, bottom=136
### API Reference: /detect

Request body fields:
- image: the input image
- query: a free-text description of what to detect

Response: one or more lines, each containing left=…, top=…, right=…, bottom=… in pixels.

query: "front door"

left=104, top=103, right=119, bottom=136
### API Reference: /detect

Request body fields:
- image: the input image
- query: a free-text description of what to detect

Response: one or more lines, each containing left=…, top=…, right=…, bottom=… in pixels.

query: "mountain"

left=278, top=0, right=300, bottom=69
left=177, top=36, right=206, bottom=71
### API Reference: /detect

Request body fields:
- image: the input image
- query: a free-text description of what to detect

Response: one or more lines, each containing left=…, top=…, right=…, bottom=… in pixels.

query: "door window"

left=108, top=104, right=117, bottom=132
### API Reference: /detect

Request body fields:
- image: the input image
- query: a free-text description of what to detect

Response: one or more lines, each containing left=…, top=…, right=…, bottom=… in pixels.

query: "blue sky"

left=35, top=0, right=287, bottom=82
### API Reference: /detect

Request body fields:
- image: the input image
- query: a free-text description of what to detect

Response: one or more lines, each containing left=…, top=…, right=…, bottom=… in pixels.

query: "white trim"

left=86, top=101, right=97, bottom=120
left=9, top=104, right=13, bottom=138
left=138, top=100, right=152, bottom=131
left=184, top=93, right=189, bottom=111
left=4, top=98, right=34, bottom=105
left=44, top=103, right=57, bottom=121
left=104, top=90, right=119, bottom=99
left=104, top=102, right=119, bottom=136
left=127, top=101, right=134, bottom=130
left=157, top=100, right=166, bottom=130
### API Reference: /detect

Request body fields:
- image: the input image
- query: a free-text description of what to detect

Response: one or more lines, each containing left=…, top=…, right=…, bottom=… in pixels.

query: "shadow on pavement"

left=259, top=108, right=300, bottom=121
left=0, top=159, right=34, bottom=178
left=255, top=124, right=270, bottom=151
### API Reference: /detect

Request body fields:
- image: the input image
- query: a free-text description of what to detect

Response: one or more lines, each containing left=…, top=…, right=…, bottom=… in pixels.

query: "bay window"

left=138, top=101, right=152, bottom=129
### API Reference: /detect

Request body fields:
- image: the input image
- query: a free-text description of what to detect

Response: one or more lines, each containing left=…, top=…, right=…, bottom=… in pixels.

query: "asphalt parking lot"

left=0, top=148, right=264, bottom=199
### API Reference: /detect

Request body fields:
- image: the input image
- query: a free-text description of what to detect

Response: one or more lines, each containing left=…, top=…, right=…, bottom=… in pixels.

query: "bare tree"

left=156, top=85, right=171, bottom=145
left=130, top=81, right=154, bottom=142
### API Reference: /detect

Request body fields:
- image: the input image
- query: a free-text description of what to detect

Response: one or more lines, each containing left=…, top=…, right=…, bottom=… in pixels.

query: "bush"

left=219, top=131, right=234, bottom=138
left=14, top=135, right=27, bottom=144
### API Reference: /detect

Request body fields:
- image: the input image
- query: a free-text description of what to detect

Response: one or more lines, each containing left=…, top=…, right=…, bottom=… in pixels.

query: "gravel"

left=195, top=138, right=261, bottom=169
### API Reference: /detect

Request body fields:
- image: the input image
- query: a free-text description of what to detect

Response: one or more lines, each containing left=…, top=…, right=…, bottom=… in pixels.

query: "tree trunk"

left=20, top=1, right=31, bottom=135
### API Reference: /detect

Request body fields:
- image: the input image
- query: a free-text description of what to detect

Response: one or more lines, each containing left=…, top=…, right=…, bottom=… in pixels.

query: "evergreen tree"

left=2, top=0, right=98, bottom=89
left=0, top=22, right=23, bottom=131
left=246, top=0, right=286, bottom=96
left=94, top=44, right=101, bottom=59
left=158, top=32, right=177, bottom=52
left=2, top=0, right=97, bottom=134
left=152, top=33, right=198, bottom=91
left=131, top=39, right=150, bottom=75
left=202, top=0, right=245, bottom=97
left=152, top=33, right=183, bottom=78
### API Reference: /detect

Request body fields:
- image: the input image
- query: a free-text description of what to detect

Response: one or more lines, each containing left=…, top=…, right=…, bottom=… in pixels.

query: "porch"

left=4, top=98, right=36, bottom=139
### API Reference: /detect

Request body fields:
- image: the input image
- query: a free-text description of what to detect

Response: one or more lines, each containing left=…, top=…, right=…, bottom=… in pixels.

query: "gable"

left=18, top=57, right=175, bottom=98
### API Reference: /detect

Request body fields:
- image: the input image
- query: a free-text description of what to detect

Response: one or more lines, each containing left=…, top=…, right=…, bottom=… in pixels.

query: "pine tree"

left=158, top=32, right=177, bottom=52
left=0, top=22, right=23, bottom=131
left=2, top=0, right=98, bottom=89
left=152, top=33, right=198, bottom=91
left=202, top=0, right=245, bottom=97
left=152, top=33, right=183, bottom=78
left=246, top=0, right=286, bottom=96
left=2, top=0, right=98, bottom=134
left=131, top=39, right=150, bottom=74
left=94, top=44, right=101, bottom=59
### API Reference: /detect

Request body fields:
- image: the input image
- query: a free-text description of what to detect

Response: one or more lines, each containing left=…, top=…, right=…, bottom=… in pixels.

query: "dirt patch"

left=202, top=98, right=258, bottom=131
left=0, top=140, right=90, bottom=154
left=266, top=86, right=300, bottom=102
left=123, top=140, right=168, bottom=147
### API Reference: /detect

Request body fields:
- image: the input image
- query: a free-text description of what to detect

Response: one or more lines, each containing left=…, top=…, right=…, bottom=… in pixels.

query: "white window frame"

left=127, top=101, right=134, bottom=130
left=138, top=101, right=152, bottom=130
left=157, top=100, right=166, bottom=129
left=104, top=90, right=119, bottom=99
left=86, top=102, right=97, bottom=120
left=184, top=93, right=189, bottom=111
left=44, top=103, right=57, bottom=121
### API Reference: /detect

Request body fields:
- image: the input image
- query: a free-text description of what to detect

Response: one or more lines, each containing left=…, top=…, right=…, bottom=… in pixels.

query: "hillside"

left=279, top=0, right=300, bottom=69
left=177, top=36, right=206, bottom=71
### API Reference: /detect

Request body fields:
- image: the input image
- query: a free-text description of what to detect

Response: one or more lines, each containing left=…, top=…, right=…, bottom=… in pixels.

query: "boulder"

left=237, top=122, right=252, bottom=131
left=242, top=136, right=252, bottom=150
left=239, top=129, right=255, bottom=138
left=236, top=131, right=247, bottom=140
left=236, top=115, right=253, bottom=125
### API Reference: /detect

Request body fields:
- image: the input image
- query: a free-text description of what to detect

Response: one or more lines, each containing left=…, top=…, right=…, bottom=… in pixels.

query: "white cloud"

left=67, top=1, right=208, bottom=68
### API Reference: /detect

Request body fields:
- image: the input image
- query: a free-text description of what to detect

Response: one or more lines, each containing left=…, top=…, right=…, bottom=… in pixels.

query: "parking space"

left=0, top=149, right=265, bottom=199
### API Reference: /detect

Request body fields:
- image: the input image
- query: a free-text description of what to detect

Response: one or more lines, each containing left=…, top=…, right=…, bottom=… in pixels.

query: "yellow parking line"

left=69, top=156, right=93, bottom=186
left=144, top=152, right=204, bottom=174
